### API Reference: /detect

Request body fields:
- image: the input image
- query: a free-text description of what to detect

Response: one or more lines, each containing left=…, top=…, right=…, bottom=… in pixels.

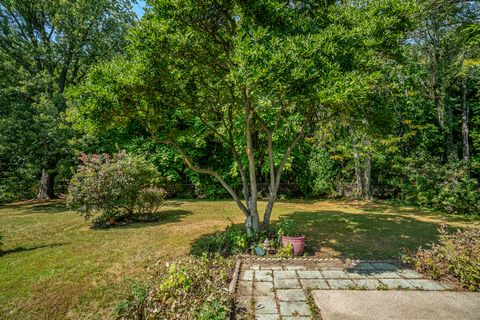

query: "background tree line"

left=1, top=0, right=479, bottom=216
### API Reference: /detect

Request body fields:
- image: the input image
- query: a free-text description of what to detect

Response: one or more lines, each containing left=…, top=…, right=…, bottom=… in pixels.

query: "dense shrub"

left=114, top=255, right=233, bottom=320
left=67, top=151, right=166, bottom=228
left=191, top=219, right=301, bottom=257
left=410, top=226, right=480, bottom=291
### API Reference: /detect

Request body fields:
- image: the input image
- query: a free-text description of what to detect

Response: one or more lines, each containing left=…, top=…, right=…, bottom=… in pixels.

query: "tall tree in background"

left=69, top=0, right=414, bottom=233
left=0, top=0, right=134, bottom=199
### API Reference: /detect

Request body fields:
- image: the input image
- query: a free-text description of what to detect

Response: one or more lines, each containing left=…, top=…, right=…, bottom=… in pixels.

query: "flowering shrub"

left=114, top=255, right=233, bottom=320
left=411, top=226, right=480, bottom=291
left=67, top=151, right=165, bottom=227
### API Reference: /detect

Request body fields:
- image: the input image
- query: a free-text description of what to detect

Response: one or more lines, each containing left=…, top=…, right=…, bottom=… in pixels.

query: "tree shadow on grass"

left=284, top=210, right=457, bottom=259
left=113, top=209, right=193, bottom=229
left=0, top=242, right=66, bottom=257
left=2, top=201, right=69, bottom=215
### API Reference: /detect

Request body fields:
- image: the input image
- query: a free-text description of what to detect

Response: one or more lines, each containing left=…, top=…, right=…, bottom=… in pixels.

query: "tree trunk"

left=462, top=75, right=469, bottom=162
left=37, top=169, right=55, bottom=199
left=362, top=137, right=371, bottom=199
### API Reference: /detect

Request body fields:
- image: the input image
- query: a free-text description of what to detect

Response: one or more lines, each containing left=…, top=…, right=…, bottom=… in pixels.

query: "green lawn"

left=0, top=199, right=478, bottom=319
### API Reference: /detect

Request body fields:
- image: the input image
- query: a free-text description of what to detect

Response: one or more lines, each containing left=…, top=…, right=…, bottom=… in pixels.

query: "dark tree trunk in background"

left=363, top=137, right=372, bottom=200
left=37, top=169, right=55, bottom=199
left=462, top=75, right=469, bottom=162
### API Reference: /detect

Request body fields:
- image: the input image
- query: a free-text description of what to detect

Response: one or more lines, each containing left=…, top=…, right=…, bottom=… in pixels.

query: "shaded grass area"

left=0, top=199, right=478, bottom=319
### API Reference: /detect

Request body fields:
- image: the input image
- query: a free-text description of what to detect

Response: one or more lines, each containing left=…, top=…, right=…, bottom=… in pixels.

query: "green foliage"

left=307, top=148, right=337, bottom=197
left=411, top=227, right=480, bottom=292
left=276, top=218, right=301, bottom=238
left=277, top=243, right=294, bottom=258
left=113, top=255, right=233, bottom=320
left=67, top=151, right=165, bottom=227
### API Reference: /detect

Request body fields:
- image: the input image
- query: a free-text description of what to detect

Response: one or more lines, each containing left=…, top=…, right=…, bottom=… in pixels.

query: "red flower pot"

left=281, top=235, right=305, bottom=256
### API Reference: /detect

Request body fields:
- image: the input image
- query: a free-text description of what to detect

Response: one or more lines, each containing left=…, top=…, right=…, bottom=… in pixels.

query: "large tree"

left=0, top=0, right=135, bottom=199
left=69, top=0, right=413, bottom=233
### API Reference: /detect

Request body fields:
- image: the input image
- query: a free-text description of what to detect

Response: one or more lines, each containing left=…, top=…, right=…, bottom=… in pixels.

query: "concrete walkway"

left=313, top=290, right=480, bottom=320
left=235, top=259, right=467, bottom=320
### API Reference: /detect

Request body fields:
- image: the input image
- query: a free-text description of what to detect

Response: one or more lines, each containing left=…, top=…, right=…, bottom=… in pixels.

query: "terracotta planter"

left=281, top=235, right=305, bottom=256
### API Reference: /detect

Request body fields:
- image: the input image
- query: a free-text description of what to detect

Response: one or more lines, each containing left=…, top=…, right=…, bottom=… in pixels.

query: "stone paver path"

left=236, top=260, right=457, bottom=320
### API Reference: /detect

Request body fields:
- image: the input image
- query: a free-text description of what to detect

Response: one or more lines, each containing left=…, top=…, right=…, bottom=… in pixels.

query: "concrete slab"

left=407, top=279, right=446, bottom=291
left=274, top=278, right=301, bottom=289
left=276, top=289, right=306, bottom=301
left=274, top=270, right=297, bottom=279
left=254, top=281, right=274, bottom=296
left=254, top=296, right=278, bottom=314
left=300, top=278, right=329, bottom=289
left=353, top=279, right=382, bottom=290
left=322, top=270, right=350, bottom=279
left=380, top=278, right=415, bottom=289
left=278, top=301, right=310, bottom=316
left=297, top=270, right=323, bottom=279
left=256, top=270, right=273, bottom=282
left=312, top=290, right=480, bottom=320
left=327, top=279, right=355, bottom=289
left=255, top=314, right=280, bottom=320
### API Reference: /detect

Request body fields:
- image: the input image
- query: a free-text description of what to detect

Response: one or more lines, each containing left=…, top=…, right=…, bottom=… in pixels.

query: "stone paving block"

left=297, top=270, right=323, bottom=279
left=380, top=278, right=415, bottom=289
left=353, top=279, right=382, bottom=290
left=274, top=278, right=301, bottom=289
left=322, top=270, right=350, bottom=279
left=254, top=282, right=274, bottom=296
left=238, top=281, right=253, bottom=295
left=262, top=265, right=283, bottom=270
left=274, top=270, right=297, bottom=279
left=371, top=262, right=398, bottom=270
left=285, top=265, right=306, bottom=271
left=398, top=269, right=424, bottom=279
left=300, top=278, right=329, bottom=289
left=439, top=281, right=457, bottom=290
left=279, top=301, right=311, bottom=316
left=407, top=279, right=446, bottom=291
left=256, top=270, right=274, bottom=282
left=346, top=271, right=366, bottom=279
left=256, top=314, right=280, bottom=320
left=242, top=270, right=254, bottom=281
left=251, top=264, right=260, bottom=270
left=283, top=317, right=310, bottom=320
left=372, top=271, right=402, bottom=279
left=255, top=296, right=278, bottom=314
left=276, top=289, right=306, bottom=301
left=327, top=279, right=356, bottom=289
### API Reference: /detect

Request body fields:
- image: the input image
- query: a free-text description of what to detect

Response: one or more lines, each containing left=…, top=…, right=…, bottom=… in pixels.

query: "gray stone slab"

left=285, top=265, right=306, bottom=270
left=327, top=279, right=356, bottom=289
left=262, top=265, right=284, bottom=270
left=283, top=317, right=310, bottom=320
left=380, top=278, right=415, bottom=289
left=346, top=271, right=367, bottom=279
left=255, top=296, right=278, bottom=314
left=242, top=270, right=254, bottom=281
left=276, top=289, right=306, bottom=301
left=278, top=301, right=310, bottom=316
left=300, top=278, right=330, bottom=289
left=254, top=281, right=274, bottom=296
left=312, top=290, right=480, bottom=320
left=256, top=314, right=280, bottom=320
left=274, top=270, right=297, bottom=279
left=297, top=270, right=323, bottom=279
left=398, top=269, right=423, bottom=279
left=372, top=271, right=402, bottom=279
left=439, top=281, right=457, bottom=290
left=256, top=270, right=273, bottom=282
left=274, top=278, right=301, bottom=289
left=251, top=264, right=260, bottom=270
left=322, top=270, right=350, bottom=279
left=351, top=262, right=375, bottom=270
left=371, top=262, right=398, bottom=270
left=407, top=279, right=446, bottom=291
left=353, top=279, right=382, bottom=290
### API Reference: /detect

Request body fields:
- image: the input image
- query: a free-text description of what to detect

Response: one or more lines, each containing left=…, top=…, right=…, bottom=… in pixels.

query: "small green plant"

left=276, top=219, right=301, bottom=238
left=306, top=289, right=322, bottom=318
left=114, top=254, right=233, bottom=320
left=277, top=242, right=294, bottom=258
left=411, top=226, right=480, bottom=292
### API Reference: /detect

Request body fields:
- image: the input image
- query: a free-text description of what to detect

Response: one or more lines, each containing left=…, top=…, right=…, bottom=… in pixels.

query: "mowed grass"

left=0, top=199, right=479, bottom=319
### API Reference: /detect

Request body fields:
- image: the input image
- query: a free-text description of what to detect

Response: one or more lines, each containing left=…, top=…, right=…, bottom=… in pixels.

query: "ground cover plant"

left=410, top=226, right=480, bottom=291
left=2, top=199, right=477, bottom=319
left=114, top=255, right=233, bottom=320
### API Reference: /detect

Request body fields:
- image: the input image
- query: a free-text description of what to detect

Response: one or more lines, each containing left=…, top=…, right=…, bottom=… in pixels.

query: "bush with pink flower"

left=67, top=151, right=166, bottom=228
